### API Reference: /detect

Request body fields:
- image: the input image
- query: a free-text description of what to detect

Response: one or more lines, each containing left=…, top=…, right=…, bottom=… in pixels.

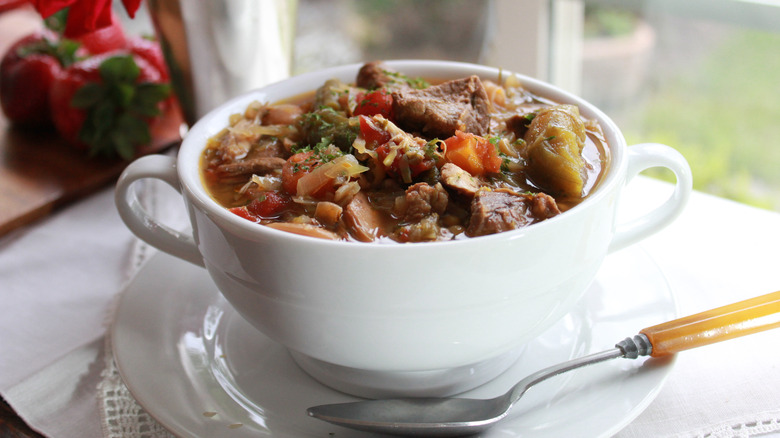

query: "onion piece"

left=296, top=155, right=368, bottom=196
left=251, top=174, right=282, bottom=190
left=238, top=174, right=282, bottom=195
left=334, top=181, right=361, bottom=205
left=229, top=123, right=296, bottom=140
left=324, top=155, right=369, bottom=178
left=352, top=137, right=378, bottom=159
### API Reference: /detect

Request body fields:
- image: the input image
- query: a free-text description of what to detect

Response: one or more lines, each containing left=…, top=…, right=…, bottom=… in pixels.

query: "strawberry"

left=49, top=52, right=171, bottom=159
left=126, top=35, right=169, bottom=82
left=30, top=0, right=142, bottom=39
left=0, top=30, right=79, bottom=125
left=75, top=11, right=129, bottom=55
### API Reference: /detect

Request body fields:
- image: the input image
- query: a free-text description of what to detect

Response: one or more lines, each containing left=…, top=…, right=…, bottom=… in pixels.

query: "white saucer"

left=112, top=245, right=677, bottom=437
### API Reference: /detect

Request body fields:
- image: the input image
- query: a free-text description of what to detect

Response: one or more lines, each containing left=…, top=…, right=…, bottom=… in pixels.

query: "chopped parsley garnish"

left=424, top=139, right=442, bottom=161
left=291, top=137, right=344, bottom=163
left=381, top=69, right=430, bottom=89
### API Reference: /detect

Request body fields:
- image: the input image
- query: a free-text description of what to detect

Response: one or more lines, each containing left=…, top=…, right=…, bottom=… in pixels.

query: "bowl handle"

left=609, top=143, right=693, bottom=253
left=115, top=154, right=205, bottom=267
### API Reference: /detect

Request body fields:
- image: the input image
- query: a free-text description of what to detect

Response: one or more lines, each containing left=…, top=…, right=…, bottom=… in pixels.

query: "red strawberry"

left=49, top=51, right=171, bottom=159
left=126, top=36, right=170, bottom=81
left=75, top=11, right=128, bottom=55
left=0, top=30, right=79, bottom=125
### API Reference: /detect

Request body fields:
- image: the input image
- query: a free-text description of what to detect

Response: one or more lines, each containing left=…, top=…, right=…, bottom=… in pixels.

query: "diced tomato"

left=376, top=143, right=435, bottom=182
left=281, top=151, right=337, bottom=198
left=354, top=88, right=393, bottom=119
left=246, top=191, right=291, bottom=218
left=229, top=191, right=292, bottom=222
left=229, top=206, right=258, bottom=222
left=359, top=115, right=392, bottom=146
left=443, top=131, right=503, bottom=176
left=281, top=151, right=315, bottom=195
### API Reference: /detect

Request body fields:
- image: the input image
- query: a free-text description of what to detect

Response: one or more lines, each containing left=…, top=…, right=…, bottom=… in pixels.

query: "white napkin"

left=0, top=187, right=134, bottom=438
left=0, top=173, right=187, bottom=438
left=614, top=179, right=780, bottom=438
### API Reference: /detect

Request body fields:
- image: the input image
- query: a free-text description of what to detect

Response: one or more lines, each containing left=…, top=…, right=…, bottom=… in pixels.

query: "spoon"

left=307, top=290, right=780, bottom=436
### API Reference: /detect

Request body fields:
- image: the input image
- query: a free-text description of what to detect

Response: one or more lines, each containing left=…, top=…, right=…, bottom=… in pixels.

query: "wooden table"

left=0, top=398, right=42, bottom=438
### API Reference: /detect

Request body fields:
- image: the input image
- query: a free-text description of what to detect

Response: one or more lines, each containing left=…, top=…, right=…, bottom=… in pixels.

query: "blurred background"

left=86, top=0, right=780, bottom=212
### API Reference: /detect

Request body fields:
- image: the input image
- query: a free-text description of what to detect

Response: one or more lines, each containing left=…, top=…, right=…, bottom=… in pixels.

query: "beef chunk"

left=356, top=61, right=399, bottom=90
left=466, top=189, right=560, bottom=237
left=214, top=157, right=286, bottom=180
left=440, top=163, right=480, bottom=197
left=394, top=182, right=448, bottom=223
left=392, top=75, right=490, bottom=138
left=505, top=113, right=533, bottom=140
left=528, top=192, right=561, bottom=221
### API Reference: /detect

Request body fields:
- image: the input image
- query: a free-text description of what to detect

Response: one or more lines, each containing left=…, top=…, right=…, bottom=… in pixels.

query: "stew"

left=200, top=62, right=609, bottom=243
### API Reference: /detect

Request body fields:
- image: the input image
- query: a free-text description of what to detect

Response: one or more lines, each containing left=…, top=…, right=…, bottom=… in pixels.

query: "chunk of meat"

left=440, top=163, right=480, bottom=197
left=214, top=135, right=251, bottom=163
left=343, top=192, right=387, bottom=242
left=528, top=192, right=561, bottom=220
left=466, top=189, right=560, bottom=237
left=250, top=137, right=285, bottom=158
left=392, top=75, right=490, bottom=138
left=356, top=61, right=402, bottom=90
left=504, top=113, right=533, bottom=140
left=214, top=157, right=286, bottom=180
left=394, top=182, right=448, bottom=223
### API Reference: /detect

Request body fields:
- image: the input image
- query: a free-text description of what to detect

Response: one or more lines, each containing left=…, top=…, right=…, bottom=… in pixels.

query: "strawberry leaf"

left=99, top=56, right=139, bottom=84
left=43, top=9, right=69, bottom=35
left=71, top=83, right=106, bottom=108
left=131, top=83, right=170, bottom=116
left=118, top=113, right=151, bottom=143
left=113, top=83, right=136, bottom=107
left=18, top=36, right=81, bottom=68
left=72, top=54, right=170, bottom=160
left=110, top=130, right=135, bottom=161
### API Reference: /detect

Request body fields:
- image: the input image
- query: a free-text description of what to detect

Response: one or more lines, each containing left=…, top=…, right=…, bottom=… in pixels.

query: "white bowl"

left=116, top=60, right=692, bottom=397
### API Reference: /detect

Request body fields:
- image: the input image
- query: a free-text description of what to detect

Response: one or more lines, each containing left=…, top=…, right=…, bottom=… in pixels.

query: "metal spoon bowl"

left=308, top=341, right=639, bottom=436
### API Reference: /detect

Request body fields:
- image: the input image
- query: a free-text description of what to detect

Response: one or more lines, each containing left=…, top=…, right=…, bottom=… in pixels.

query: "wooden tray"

left=0, top=107, right=183, bottom=237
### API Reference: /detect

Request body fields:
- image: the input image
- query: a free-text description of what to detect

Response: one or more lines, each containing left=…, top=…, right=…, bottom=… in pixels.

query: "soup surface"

left=201, top=62, right=609, bottom=243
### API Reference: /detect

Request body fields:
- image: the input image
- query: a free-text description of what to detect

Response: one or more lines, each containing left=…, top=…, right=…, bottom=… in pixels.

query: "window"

left=577, top=0, right=780, bottom=210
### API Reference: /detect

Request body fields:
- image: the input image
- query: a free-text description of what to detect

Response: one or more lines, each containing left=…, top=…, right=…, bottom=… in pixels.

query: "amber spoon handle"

left=638, top=290, right=780, bottom=357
